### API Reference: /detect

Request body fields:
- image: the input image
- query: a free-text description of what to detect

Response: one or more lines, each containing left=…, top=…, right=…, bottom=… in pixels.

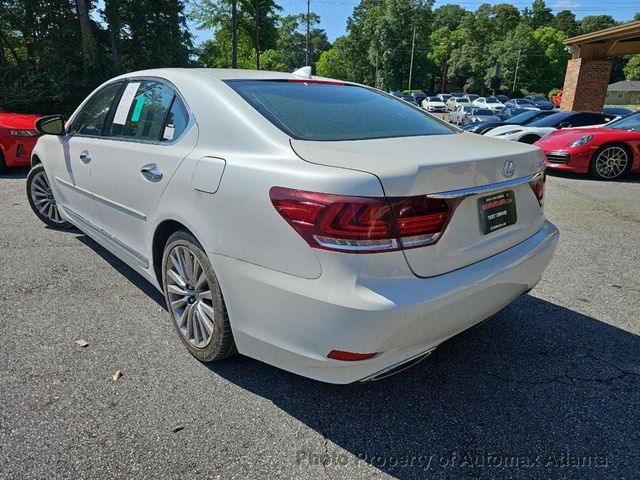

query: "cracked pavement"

left=1, top=168, right=639, bottom=479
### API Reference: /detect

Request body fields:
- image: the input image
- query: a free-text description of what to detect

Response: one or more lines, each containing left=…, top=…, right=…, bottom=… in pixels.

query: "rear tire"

left=26, top=164, right=71, bottom=229
left=162, top=230, right=236, bottom=363
left=519, top=135, right=540, bottom=144
left=589, top=144, right=630, bottom=181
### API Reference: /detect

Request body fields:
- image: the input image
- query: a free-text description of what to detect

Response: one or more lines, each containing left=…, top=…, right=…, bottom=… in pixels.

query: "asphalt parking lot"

left=1, top=167, right=639, bottom=479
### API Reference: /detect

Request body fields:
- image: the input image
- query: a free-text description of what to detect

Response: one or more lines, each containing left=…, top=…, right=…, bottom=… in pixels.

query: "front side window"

left=67, top=82, right=123, bottom=136
left=110, top=80, right=175, bottom=141
left=227, top=80, right=454, bottom=141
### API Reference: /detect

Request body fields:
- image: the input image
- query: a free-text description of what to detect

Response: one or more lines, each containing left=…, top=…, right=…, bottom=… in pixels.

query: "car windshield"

left=606, top=112, right=640, bottom=131
left=473, top=109, right=495, bottom=116
left=506, top=111, right=542, bottom=124
left=531, top=96, right=547, bottom=102
left=486, top=97, right=499, bottom=103
left=428, top=97, right=440, bottom=101
left=528, top=112, right=571, bottom=127
left=516, top=99, right=534, bottom=105
left=228, top=80, right=455, bottom=141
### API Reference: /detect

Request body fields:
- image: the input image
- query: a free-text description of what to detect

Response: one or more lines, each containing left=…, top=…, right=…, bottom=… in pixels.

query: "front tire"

left=589, top=144, right=630, bottom=180
left=162, top=230, right=236, bottom=362
left=26, top=164, right=71, bottom=228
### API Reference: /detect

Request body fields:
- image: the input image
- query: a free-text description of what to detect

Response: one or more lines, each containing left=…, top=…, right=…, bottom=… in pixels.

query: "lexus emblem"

left=502, top=160, right=516, bottom=178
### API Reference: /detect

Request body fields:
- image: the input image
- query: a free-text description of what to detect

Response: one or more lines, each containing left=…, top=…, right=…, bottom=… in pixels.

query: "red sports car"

left=0, top=112, right=42, bottom=171
left=536, top=112, right=640, bottom=180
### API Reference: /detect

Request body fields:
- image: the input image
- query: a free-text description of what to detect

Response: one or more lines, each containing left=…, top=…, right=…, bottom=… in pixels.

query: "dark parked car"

left=462, top=93, right=479, bottom=102
left=411, top=92, right=427, bottom=105
left=401, top=95, right=419, bottom=106
left=524, top=95, right=554, bottom=111
left=464, top=108, right=501, bottom=125
left=603, top=106, right=636, bottom=117
left=461, top=109, right=557, bottom=134
left=504, top=98, right=538, bottom=110
left=496, top=94, right=509, bottom=104
left=390, top=91, right=403, bottom=98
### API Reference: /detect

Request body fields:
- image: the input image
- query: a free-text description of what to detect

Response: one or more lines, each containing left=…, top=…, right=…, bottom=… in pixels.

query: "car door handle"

left=140, top=164, right=163, bottom=182
left=79, top=151, right=91, bottom=163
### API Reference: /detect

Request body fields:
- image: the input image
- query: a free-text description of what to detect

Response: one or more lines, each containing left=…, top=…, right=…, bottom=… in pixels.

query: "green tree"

left=624, top=55, right=640, bottom=81
left=432, top=4, right=465, bottom=31
left=552, top=10, right=578, bottom=37
left=523, top=0, right=553, bottom=30
left=275, top=13, right=331, bottom=72
left=579, top=15, right=617, bottom=35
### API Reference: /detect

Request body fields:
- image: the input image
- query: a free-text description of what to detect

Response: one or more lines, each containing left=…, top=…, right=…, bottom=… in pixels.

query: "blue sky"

left=192, top=0, right=640, bottom=43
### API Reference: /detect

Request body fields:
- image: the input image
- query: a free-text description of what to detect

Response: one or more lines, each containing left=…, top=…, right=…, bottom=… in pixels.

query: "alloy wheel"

left=595, top=146, right=628, bottom=179
left=166, top=246, right=217, bottom=349
left=29, top=170, right=64, bottom=224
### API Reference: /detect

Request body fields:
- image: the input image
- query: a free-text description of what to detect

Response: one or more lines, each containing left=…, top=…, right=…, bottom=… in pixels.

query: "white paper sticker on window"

left=112, top=82, right=141, bottom=125
left=163, top=124, right=175, bottom=141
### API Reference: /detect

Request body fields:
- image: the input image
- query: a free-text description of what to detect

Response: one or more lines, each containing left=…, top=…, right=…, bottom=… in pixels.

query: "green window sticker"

left=131, top=95, right=145, bottom=123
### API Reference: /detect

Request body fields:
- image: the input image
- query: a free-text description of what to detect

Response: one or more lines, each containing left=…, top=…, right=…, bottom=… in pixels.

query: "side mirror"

left=35, top=115, right=65, bottom=136
left=558, top=122, right=571, bottom=129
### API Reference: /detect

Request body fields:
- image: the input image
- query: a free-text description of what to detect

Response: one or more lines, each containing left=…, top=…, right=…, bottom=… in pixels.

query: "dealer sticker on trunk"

left=478, top=190, right=517, bottom=234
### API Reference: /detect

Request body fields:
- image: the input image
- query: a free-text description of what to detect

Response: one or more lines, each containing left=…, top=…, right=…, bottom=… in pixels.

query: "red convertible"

left=536, top=111, right=640, bottom=180
left=0, top=112, right=42, bottom=170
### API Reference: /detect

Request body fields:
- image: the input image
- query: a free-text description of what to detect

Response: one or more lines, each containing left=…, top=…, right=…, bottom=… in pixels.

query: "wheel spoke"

left=167, top=283, right=188, bottom=296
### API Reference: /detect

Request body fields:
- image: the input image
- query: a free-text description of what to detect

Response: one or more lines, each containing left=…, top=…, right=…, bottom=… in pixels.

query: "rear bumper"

left=210, top=221, right=559, bottom=384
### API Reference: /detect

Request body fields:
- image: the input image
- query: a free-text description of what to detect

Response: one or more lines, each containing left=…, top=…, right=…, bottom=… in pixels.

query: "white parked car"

left=485, top=111, right=615, bottom=144
left=422, top=96, right=447, bottom=113
left=473, top=96, right=506, bottom=111
left=27, top=68, right=558, bottom=384
left=445, top=96, right=470, bottom=111
left=448, top=104, right=474, bottom=125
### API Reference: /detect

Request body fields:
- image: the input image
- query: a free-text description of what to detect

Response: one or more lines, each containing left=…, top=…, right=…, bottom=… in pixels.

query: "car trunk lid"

left=291, top=133, right=546, bottom=277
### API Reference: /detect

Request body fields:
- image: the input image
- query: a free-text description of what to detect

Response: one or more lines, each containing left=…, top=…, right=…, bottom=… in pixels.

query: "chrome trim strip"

left=359, top=348, right=436, bottom=383
left=427, top=172, right=543, bottom=199
left=93, top=192, right=147, bottom=221
left=63, top=205, right=149, bottom=268
left=55, top=176, right=146, bottom=220
left=55, top=176, right=92, bottom=197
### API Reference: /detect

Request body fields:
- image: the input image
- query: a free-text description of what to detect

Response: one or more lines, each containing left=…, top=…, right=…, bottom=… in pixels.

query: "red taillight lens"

left=328, top=350, right=377, bottom=361
left=529, top=175, right=545, bottom=207
left=270, top=187, right=451, bottom=253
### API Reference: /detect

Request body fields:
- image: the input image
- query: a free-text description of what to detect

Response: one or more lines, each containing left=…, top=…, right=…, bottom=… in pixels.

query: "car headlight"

left=496, top=129, right=522, bottom=136
left=568, top=134, right=593, bottom=147
left=10, top=129, right=39, bottom=137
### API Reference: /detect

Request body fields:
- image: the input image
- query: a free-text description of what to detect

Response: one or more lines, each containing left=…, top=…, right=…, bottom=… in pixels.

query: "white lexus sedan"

left=27, top=68, right=558, bottom=384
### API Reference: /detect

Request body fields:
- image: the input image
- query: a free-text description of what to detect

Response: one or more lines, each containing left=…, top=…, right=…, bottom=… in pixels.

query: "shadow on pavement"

left=0, top=167, right=29, bottom=179
left=547, top=169, right=640, bottom=184
left=76, top=234, right=166, bottom=308
left=70, top=227, right=639, bottom=478
left=206, top=294, right=640, bottom=479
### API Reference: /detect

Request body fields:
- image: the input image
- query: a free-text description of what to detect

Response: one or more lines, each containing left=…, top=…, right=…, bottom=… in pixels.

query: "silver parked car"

left=27, top=68, right=558, bottom=384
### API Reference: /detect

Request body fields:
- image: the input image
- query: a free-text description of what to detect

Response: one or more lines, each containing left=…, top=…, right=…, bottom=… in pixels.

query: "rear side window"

left=68, top=82, right=123, bottom=136
left=161, top=96, right=189, bottom=142
left=110, top=80, right=175, bottom=141
left=227, top=80, right=454, bottom=141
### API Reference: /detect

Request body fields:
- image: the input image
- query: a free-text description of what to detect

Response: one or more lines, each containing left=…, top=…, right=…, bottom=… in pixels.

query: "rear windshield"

left=473, top=109, right=495, bottom=116
left=227, top=80, right=454, bottom=141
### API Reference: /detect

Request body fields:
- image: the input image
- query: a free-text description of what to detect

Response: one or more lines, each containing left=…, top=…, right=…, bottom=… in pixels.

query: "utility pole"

left=408, top=25, right=416, bottom=91
left=440, top=41, right=451, bottom=93
left=375, top=48, right=379, bottom=89
left=512, top=49, right=521, bottom=92
left=305, top=0, right=310, bottom=66
left=255, top=0, right=260, bottom=70
left=231, top=0, right=238, bottom=68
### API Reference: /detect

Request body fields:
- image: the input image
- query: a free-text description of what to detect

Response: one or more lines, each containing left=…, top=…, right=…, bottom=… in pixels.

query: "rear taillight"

left=269, top=187, right=451, bottom=253
left=529, top=174, right=545, bottom=207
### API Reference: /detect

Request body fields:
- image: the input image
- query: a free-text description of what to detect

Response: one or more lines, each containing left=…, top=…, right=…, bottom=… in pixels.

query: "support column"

left=560, top=58, right=613, bottom=112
